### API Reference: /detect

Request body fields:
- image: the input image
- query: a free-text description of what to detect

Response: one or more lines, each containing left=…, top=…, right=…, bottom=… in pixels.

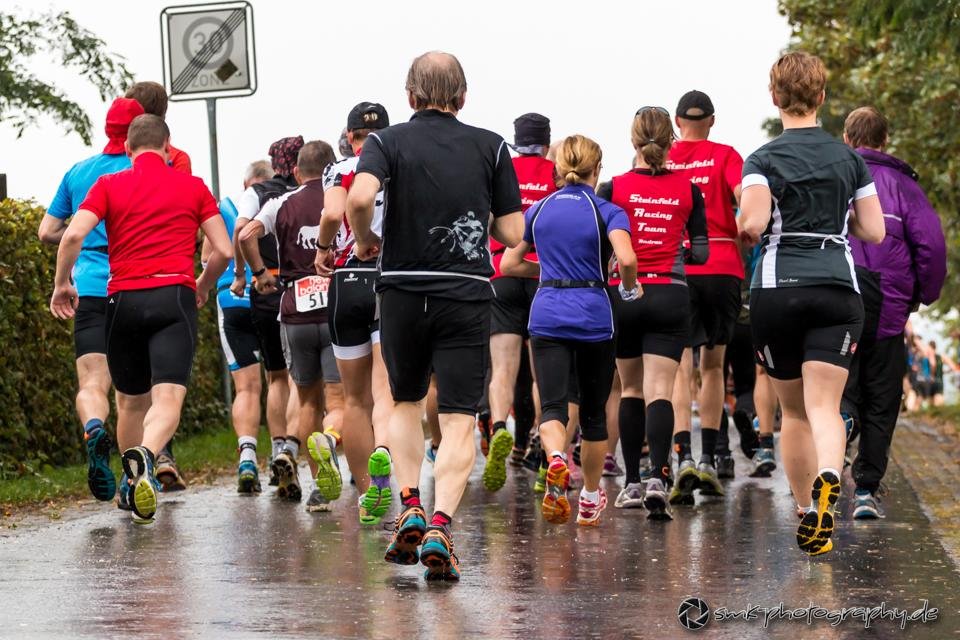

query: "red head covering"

left=268, top=136, right=305, bottom=177
left=103, top=97, right=145, bottom=154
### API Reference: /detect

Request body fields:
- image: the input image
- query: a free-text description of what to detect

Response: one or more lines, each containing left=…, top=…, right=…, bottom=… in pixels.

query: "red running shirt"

left=491, top=155, right=556, bottom=278
left=666, top=139, right=744, bottom=278
left=80, top=152, right=219, bottom=294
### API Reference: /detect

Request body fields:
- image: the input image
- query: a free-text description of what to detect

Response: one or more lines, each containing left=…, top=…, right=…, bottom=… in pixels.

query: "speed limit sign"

left=160, top=1, right=257, bottom=101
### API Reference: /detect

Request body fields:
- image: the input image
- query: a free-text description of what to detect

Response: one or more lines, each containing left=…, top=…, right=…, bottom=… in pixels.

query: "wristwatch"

left=251, top=266, right=266, bottom=277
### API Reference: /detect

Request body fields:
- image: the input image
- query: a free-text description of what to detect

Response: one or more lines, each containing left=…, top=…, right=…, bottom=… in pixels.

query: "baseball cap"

left=676, top=90, right=715, bottom=120
left=347, top=102, right=390, bottom=131
left=103, top=97, right=145, bottom=154
left=268, top=136, right=305, bottom=177
left=512, top=113, right=551, bottom=149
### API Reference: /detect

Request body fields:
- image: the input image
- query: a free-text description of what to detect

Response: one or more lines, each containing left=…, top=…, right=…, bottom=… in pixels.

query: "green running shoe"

left=360, top=448, right=392, bottom=525
left=669, top=457, right=699, bottom=506
left=533, top=465, right=547, bottom=493
left=482, top=428, right=513, bottom=492
left=307, top=432, right=342, bottom=501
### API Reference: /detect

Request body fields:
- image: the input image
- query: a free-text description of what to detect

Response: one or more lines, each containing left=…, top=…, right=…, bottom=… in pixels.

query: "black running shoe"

left=715, top=454, right=735, bottom=479
left=732, top=409, right=759, bottom=459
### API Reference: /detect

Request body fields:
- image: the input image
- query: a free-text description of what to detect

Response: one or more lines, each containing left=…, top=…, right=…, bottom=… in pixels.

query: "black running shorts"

left=328, top=265, right=380, bottom=360
left=688, top=274, right=741, bottom=349
left=250, top=302, right=287, bottom=372
left=379, top=289, right=490, bottom=415
left=613, top=283, right=691, bottom=362
left=105, top=285, right=198, bottom=395
left=217, top=305, right=260, bottom=372
left=491, top=277, right=538, bottom=337
left=74, top=296, right=108, bottom=358
left=750, top=285, right=864, bottom=380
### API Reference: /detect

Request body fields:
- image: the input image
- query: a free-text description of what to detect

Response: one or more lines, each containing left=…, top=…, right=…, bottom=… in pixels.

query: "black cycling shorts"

left=328, top=266, right=380, bottom=359
left=613, top=283, right=691, bottom=362
left=491, top=277, right=538, bottom=337
left=250, top=302, right=286, bottom=372
left=688, top=274, right=741, bottom=349
left=105, top=285, right=198, bottom=395
left=379, top=289, right=490, bottom=416
left=750, top=285, right=864, bottom=380
left=217, top=305, right=260, bottom=372
left=74, top=296, right=108, bottom=358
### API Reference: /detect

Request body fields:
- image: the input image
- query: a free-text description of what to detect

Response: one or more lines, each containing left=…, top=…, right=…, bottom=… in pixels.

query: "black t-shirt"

left=357, top=109, right=522, bottom=301
left=742, top=127, right=875, bottom=291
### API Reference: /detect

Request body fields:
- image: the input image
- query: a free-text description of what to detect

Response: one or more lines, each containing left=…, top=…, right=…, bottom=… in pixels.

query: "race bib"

left=293, top=276, right=329, bottom=312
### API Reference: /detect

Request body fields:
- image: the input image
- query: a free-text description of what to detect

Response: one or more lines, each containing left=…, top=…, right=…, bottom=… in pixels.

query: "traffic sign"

left=160, top=1, right=257, bottom=101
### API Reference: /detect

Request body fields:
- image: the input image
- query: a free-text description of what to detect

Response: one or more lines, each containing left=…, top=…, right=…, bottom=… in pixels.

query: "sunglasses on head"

left=636, top=106, right=670, bottom=117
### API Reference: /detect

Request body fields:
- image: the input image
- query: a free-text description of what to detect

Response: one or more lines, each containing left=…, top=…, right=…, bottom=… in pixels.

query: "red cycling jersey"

left=491, top=154, right=556, bottom=278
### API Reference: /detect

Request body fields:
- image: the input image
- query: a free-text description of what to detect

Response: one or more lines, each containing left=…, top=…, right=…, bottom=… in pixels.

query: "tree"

left=0, top=10, right=133, bottom=146
left=770, top=0, right=960, bottom=311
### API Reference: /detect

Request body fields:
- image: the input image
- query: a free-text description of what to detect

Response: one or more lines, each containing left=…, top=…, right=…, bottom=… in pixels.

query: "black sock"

left=618, top=397, right=647, bottom=484
left=700, top=427, right=719, bottom=463
left=759, top=434, right=774, bottom=450
left=715, top=409, right=731, bottom=456
left=647, top=400, right=674, bottom=483
left=492, top=420, right=507, bottom=434
left=673, top=430, right=692, bottom=459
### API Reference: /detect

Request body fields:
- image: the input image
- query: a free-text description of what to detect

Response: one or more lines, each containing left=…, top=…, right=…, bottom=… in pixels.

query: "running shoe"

left=533, top=466, right=547, bottom=493
left=522, top=434, right=543, bottom=472
left=509, top=447, right=526, bottom=467
left=797, top=471, right=841, bottom=555
left=384, top=504, right=427, bottom=565
left=614, top=482, right=645, bottom=509
left=669, top=457, right=699, bottom=505
left=237, top=460, right=261, bottom=494
left=121, top=447, right=160, bottom=525
left=602, top=454, right=624, bottom=477
left=271, top=450, right=302, bottom=501
left=714, top=454, right=735, bottom=480
left=853, top=489, right=883, bottom=520
left=732, top=409, right=760, bottom=458
left=360, top=448, right=392, bottom=525
left=483, top=427, right=513, bottom=492
left=421, top=527, right=460, bottom=581
left=268, top=455, right=280, bottom=486
left=572, top=436, right=582, bottom=468
left=477, top=411, right=492, bottom=457
left=84, top=426, right=116, bottom=502
left=305, top=489, right=332, bottom=512
left=307, top=432, right=342, bottom=501
left=749, top=448, right=777, bottom=478
left=425, top=442, right=438, bottom=465
left=842, top=413, right=858, bottom=469
left=643, top=477, right=673, bottom=520
left=155, top=449, right=186, bottom=492
left=117, top=472, right=132, bottom=511
left=696, top=461, right=725, bottom=496
left=576, top=488, right=608, bottom=526
left=541, top=457, right=571, bottom=524
left=638, top=455, right=653, bottom=482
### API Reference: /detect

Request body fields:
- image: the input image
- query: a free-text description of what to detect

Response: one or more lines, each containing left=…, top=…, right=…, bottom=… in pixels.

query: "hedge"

left=0, top=199, right=228, bottom=478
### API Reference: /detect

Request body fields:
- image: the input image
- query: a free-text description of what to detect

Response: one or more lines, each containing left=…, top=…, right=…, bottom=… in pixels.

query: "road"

left=1, top=434, right=958, bottom=639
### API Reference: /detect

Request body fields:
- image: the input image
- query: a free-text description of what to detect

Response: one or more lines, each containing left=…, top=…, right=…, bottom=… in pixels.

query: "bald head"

left=405, top=51, right=467, bottom=113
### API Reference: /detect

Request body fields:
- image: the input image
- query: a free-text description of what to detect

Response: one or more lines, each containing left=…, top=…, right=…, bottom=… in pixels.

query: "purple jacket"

left=849, top=148, right=946, bottom=340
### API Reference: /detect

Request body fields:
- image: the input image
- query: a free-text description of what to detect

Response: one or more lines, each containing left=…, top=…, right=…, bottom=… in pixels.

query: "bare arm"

left=38, top=214, right=68, bottom=245
left=230, top=218, right=251, bottom=296
left=737, top=184, right=773, bottom=245
left=500, top=241, right=540, bottom=279
left=347, top=173, right=381, bottom=260
left=196, top=216, right=233, bottom=307
left=849, top=194, right=885, bottom=244
left=238, top=220, right=277, bottom=294
left=490, top=211, right=524, bottom=248
left=50, top=210, right=99, bottom=319
left=315, top=185, right=345, bottom=276
left=609, top=229, right=637, bottom=293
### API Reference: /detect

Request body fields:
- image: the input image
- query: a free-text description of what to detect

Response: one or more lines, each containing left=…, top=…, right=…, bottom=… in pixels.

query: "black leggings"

left=531, top=336, right=615, bottom=442
left=513, top=341, right=536, bottom=450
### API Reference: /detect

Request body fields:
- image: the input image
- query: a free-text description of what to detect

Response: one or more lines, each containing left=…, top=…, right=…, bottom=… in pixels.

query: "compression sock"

left=700, top=427, right=719, bottom=464
left=430, top=510, right=452, bottom=531
left=618, top=397, right=647, bottom=484
left=759, top=434, right=774, bottom=450
left=400, top=486, right=421, bottom=508
left=238, top=436, right=257, bottom=463
left=271, top=437, right=285, bottom=460
left=284, top=436, right=300, bottom=459
left=647, top=400, right=675, bottom=482
left=673, top=430, right=692, bottom=460
left=84, top=418, right=104, bottom=434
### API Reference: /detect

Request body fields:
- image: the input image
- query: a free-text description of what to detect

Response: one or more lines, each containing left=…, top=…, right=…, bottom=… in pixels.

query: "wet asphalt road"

left=1, top=432, right=958, bottom=640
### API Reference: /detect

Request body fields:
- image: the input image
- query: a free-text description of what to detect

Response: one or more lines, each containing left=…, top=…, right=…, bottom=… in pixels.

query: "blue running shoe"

left=237, top=460, right=261, bottom=494
left=117, top=472, right=132, bottom=511
left=121, top=447, right=160, bottom=524
left=385, top=503, right=427, bottom=565
left=84, top=425, right=116, bottom=502
left=853, top=489, right=883, bottom=520
left=421, top=527, right=460, bottom=581
left=425, top=442, right=438, bottom=465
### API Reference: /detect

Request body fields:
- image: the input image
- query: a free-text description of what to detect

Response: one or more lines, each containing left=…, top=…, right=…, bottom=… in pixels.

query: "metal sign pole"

left=206, top=97, right=232, bottom=407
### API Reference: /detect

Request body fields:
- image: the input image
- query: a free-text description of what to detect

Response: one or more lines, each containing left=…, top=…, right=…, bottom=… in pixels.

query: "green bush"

left=0, top=199, right=228, bottom=478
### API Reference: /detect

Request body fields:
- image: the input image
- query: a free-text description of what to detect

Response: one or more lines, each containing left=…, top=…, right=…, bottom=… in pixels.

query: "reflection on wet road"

left=1, top=438, right=958, bottom=639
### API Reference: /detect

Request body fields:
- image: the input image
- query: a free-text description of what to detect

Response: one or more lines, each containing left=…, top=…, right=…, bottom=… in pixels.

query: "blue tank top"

left=217, top=197, right=251, bottom=309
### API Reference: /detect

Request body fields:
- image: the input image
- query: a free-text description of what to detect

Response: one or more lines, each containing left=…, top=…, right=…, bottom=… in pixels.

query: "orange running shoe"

left=541, top=456, right=571, bottom=524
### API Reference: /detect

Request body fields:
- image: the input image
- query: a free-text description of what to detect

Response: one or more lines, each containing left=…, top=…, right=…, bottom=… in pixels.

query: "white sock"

left=271, top=438, right=285, bottom=459
left=375, top=445, right=391, bottom=460
left=284, top=439, right=299, bottom=459
left=550, top=450, right=567, bottom=462
left=580, top=488, right=600, bottom=503
left=819, top=467, right=841, bottom=481
left=238, top=436, right=257, bottom=463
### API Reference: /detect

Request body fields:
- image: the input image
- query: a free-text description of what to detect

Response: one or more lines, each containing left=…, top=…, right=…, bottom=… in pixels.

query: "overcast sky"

left=1, top=0, right=791, bottom=203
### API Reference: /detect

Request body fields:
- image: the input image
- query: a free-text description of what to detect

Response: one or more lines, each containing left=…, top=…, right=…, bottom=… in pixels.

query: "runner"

left=124, top=81, right=192, bottom=174
left=738, top=52, right=884, bottom=555
left=239, top=141, right=345, bottom=510
left=314, top=102, right=394, bottom=525
left=502, top=134, right=638, bottom=526
left=839, top=106, right=946, bottom=519
left=49, top=114, right=233, bottom=524
left=666, top=90, right=744, bottom=485
left=205, top=160, right=273, bottom=494
left=39, top=97, right=144, bottom=505
left=486, top=112, right=557, bottom=491
left=347, top=51, right=523, bottom=581
left=598, top=107, right=708, bottom=517
left=232, top=136, right=303, bottom=489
